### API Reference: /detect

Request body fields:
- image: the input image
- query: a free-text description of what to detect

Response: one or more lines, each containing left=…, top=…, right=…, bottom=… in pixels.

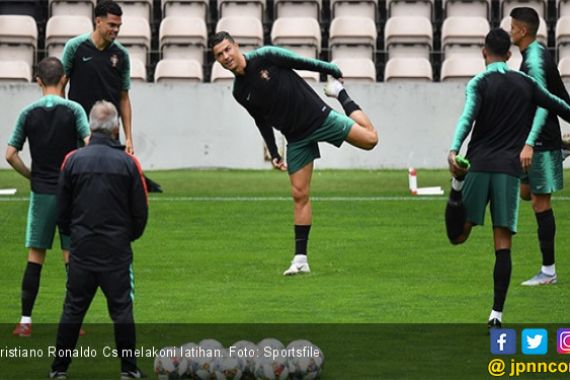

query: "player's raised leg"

left=283, top=162, right=313, bottom=276
left=445, top=155, right=472, bottom=244
left=324, top=78, right=378, bottom=150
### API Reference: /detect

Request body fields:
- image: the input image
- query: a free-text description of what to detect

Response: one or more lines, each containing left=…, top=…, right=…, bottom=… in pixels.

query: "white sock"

left=489, top=310, right=502, bottom=321
left=293, top=255, right=307, bottom=264
left=542, top=264, right=556, bottom=276
left=20, top=316, right=31, bottom=324
left=451, top=177, right=464, bottom=191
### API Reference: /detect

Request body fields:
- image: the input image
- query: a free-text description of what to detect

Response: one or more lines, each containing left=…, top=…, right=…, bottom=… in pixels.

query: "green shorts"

left=520, top=150, right=563, bottom=194
left=26, top=192, right=70, bottom=250
left=286, top=110, right=354, bottom=174
left=462, top=172, right=521, bottom=234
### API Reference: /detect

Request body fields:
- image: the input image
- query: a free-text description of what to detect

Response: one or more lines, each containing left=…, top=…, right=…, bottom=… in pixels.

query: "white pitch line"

left=148, top=196, right=447, bottom=202
left=0, top=195, right=445, bottom=202
left=4, top=195, right=570, bottom=202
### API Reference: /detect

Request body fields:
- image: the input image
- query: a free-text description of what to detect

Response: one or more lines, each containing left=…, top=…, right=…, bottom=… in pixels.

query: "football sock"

left=21, top=262, right=42, bottom=317
left=451, top=177, right=464, bottom=191
left=20, top=316, right=31, bottom=324
left=493, top=249, right=512, bottom=312
left=337, top=90, right=361, bottom=115
left=542, top=264, right=556, bottom=276
left=489, top=310, right=503, bottom=322
left=445, top=189, right=466, bottom=241
left=295, top=225, right=311, bottom=256
left=65, top=263, right=69, bottom=274
left=293, top=254, right=308, bottom=264
left=536, top=209, right=555, bottom=267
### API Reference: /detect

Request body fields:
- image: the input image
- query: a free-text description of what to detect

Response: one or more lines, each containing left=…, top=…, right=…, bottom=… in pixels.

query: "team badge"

left=260, top=69, right=270, bottom=81
left=110, top=54, right=119, bottom=67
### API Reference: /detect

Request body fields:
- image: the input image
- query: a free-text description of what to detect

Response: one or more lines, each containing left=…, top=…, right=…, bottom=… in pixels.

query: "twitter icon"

left=522, top=329, right=548, bottom=355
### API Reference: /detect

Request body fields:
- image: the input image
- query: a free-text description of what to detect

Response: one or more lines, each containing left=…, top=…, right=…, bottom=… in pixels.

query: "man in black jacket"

left=50, top=100, right=148, bottom=380
left=211, top=32, right=378, bottom=276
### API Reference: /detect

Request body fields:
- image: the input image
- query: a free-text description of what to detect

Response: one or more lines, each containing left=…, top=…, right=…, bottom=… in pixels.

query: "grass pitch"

left=1, top=168, right=568, bottom=324
left=1, top=169, right=570, bottom=379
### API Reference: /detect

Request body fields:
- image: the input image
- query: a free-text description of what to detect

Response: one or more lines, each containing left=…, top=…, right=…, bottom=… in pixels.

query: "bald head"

left=89, top=100, right=120, bottom=137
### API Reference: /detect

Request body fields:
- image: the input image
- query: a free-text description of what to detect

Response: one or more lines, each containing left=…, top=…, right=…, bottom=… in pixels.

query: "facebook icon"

left=491, top=329, right=517, bottom=355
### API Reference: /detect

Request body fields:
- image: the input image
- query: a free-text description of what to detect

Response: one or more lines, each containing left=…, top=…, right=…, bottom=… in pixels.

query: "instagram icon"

left=558, top=329, right=570, bottom=354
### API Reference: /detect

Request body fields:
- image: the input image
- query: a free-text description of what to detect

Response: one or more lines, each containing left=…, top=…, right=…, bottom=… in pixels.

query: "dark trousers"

left=51, top=264, right=137, bottom=373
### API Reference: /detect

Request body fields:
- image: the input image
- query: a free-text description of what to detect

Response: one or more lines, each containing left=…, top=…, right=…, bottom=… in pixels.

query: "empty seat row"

left=49, top=0, right=152, bottom=21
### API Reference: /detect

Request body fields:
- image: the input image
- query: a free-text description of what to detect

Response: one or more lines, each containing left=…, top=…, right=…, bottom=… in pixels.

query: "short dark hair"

left=485, top=28, right=511, bottom=57
left=37, top=57, right=64, bottom=86
left=210, top=31, right=235, bottom=49
left=95, top=0, right=122, bottom=18
left=510, top=7, right=539, bottom=36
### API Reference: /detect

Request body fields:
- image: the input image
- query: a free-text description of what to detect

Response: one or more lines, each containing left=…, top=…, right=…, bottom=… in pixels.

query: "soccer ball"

left=255, top=338, right=288, bottom=380
left=212, top=355, right=243, bottom=380
left=286, top=340, right=324, bottom=380
left=154, top=346, right=187, bottom=380
left=257, top=338, right=285, bottom=351
left=180, top=342, right=199, bottom=378
left=199, top=338, right=225, bottom=351
left=230, top=340, right=258, bottom=379
left=194, top=339, right=224, bottom=380
left=253, top=355, right=289, bottom=380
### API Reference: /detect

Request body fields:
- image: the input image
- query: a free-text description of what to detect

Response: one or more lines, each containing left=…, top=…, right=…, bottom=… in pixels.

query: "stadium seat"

left=384, top=16, right=432, bottom=60
left=384, top=57, right=432, bottom=81
left=506, top=48, right=523, bottom=70
left=440, top=56, right=485, bottom=82
left=294, top=70, right=320, bottom=81
left=45, top=15, right=92, bottom=59
left=558, top=56, right=570, bottom=79
left=443, top=0, right=490, bottom=18
left=130, top=57, right=146, bottom=82
left=441, top=16, right=489, bottom=59
left=557, top=17, right=570, bottom=60
left=49, top=0, right=95, bottom=18
left=386, top=0, right=433, bottom=19
left=0, top=60, right=31, bottom=82
left=162, top=0, right=209, bottom=19
left=210, top=60, right=235, bottom=82
left=274, top=0, right=322, bottom=19
left=332, top=58, right=376, bottom=82
left=116, top=16, right=151, bottom=66
left=331, top=0, right=377, bottom=20
left=115, top=0, right=153, bottom=22
left=560, top=0, right=570, bottom=17
left=0, top=15, right=37, bottom=68
left=215, top=16, right=263, bottom=48
left=0, top=1, right=43, bottom=20
left=500, top=0, right=546, bottom=18
left=329, top=16, right=377, bottom=61
left=271, top=17, right=321, bottom=58
left=154, top=59, right=203, bottom=83
left=159, top=16, right=207, bottom=65
left=219, top=0, right=266, bottom=20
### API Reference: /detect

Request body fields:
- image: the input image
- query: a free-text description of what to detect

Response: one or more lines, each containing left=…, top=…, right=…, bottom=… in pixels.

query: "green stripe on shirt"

left=525, top=41, right=548, bottom=146
left=246, top=46, right=342, bottom=78
left=61, top=33, right=91, bottom=76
